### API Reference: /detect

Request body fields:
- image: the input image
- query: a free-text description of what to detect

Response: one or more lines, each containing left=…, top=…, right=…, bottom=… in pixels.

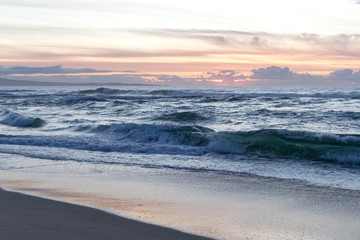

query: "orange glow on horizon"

left=2, top=48, right=359, bottom=78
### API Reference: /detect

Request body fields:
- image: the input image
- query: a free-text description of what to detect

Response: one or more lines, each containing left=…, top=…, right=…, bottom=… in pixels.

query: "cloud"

left=251, top=66, right=294, bottom=80
left=206, top=70, right=247, bottom=85
left=0, top=65, right=111, bottom=75
left=329, top=69, right=360, bottom=82
left=249, top=66, right=325, bottom=85
left=127, top=29, right=360, bottom=55
left=156, top=67, right=360, bottom=86
left=3, top=64, right=360, bottom=86
left=12, top=73, right=152, bottom=85
left=129, top=29, right=238, bottom=47
left=2, top=28, right=359, bottom=75
left=88, top=49, right=211, bottom=58
left=249, top=66, right=360, bottom=85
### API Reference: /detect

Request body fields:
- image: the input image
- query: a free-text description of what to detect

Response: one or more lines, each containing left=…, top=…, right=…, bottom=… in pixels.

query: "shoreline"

left=0, top=187, right=213, bottom=240
left=1, top=165, right=360, bottom=240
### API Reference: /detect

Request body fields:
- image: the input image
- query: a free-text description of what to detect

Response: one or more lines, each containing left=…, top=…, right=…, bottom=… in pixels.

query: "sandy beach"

left=1, top=163, right=360, bottom=240
left=0, top=188, right=213, bottom=240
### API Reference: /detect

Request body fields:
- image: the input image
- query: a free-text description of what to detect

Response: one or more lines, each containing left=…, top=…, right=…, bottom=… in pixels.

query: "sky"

left=0, top=0, right=359, bottom=86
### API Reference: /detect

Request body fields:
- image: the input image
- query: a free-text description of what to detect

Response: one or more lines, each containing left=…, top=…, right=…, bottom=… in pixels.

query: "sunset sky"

left=0, top=0, right=359, bottom=85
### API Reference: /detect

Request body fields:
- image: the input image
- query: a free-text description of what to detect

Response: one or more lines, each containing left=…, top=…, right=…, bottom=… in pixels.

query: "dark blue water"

left=1, top=86, right=360, bottom=190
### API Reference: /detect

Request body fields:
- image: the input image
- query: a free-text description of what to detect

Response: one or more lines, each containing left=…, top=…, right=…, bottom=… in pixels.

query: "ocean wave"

left=59, top=126, right=360, bottom=164
left=1, top=121, right=360, bottom=164
left=155, top=111, right=210, bottom=122
left=58, top=95, right=108, bottom=104
left=149, top=90, right=175, bottom=95
left=111, top=100, right=131, bottom=105
left=326, top=110, right=360, bottom=120
left=226, top=96, right=250, bottom=102
left=78, top=87, right=127, bottom=95
left=54, top=89, right=360, bottom=106
left=227, top=93, right=360, bottom=100
left=100, top=123, right=213, bottom=147
left=208, top=129, right=360, bottom=163
left=0, top=123, right=214, bottom=155
left=149, top=89, right=224, bottom=98
left=0, top=111, right=45, bottom=128
left=60, top=94, right=164, bottom=104
left=0, top=133, right=207, bottom=156
left=148, top=89, right=360, bottom=100
left=246, top=108, right=360, bottom=121
left=0, top=89, right=33, bottom=97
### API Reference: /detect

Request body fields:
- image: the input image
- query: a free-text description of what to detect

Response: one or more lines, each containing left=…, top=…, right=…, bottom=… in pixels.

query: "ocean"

left=1, top=85, right=360, bottom=190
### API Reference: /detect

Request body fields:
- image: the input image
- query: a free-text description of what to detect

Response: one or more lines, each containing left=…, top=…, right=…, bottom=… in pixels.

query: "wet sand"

left=1, top=165, right=360, bottom=240
left=0, top=188, right=213, bottom=240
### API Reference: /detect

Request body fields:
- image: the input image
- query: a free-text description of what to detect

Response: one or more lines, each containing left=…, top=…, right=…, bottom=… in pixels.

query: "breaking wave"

left=208, top=129, right=360, bottom=163
left=1, top=122, right=360, bottom=164
left=0, top=111, right=45, bottom=128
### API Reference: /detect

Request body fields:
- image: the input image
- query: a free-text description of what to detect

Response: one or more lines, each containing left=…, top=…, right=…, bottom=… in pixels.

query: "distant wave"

left=52, top=88, right=360, bottom=106
left=0, top=111, right=45, bottom=128
left=224, top=93, right=360, bottom=100
left=247, top=108, right=360, bottom=121
left=3, top=87, right=360, bottom=105
left=59, top=94, right=160, bottom=104
left=78, top=87, right=127, bottom=95
left=155, top=111, right=210, bottom=122
left=58, top=95, right=108, bottom=104
left=148, top=89, right=360, bottom=99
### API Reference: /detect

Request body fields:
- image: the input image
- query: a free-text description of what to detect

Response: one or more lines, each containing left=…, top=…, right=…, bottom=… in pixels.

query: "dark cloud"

left=249, top=66, right=324, bottom=85
left=250, top=36, right=269, bottom=48
left=0, top=65, right=111, bottom=75
left=249, top=66, right=359, bottom=85
left=212, top=67, right=360, bottom=85
left=354, top=71, right=360, bottom=79
left=219, top=70, right=236, bottom=75
left=196, top=35, right=232, bottom=46
left=155, top=67, right=359, bottom=86
left=329, top=69, right=360, bottom=82
left=251, top=66, right=294, bottom=80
